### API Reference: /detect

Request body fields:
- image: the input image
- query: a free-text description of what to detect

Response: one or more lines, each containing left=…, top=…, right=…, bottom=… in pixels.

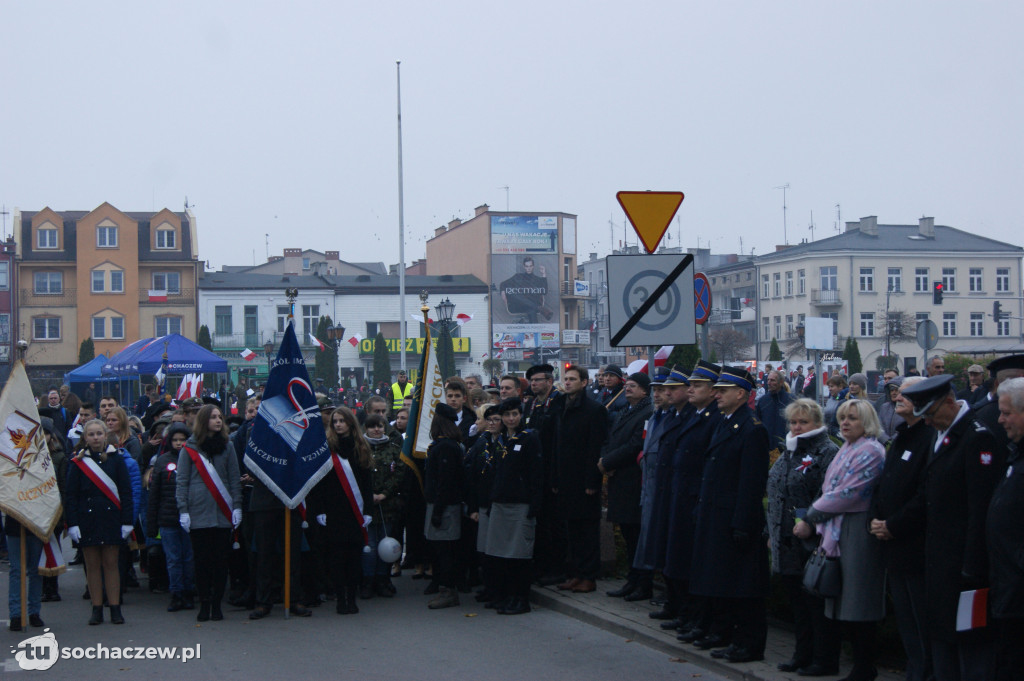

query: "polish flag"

left=240, top=348, right=257, bottom=361
left=455, top=312, right=474, bottom=327
left=148, top=289, right=168, bottom=303
left=347, top=333, right=364, bottom=347
left=956, top=588, right=988, bottom=631
left=493, top=349, right=503, bottom=359
left=410, top=313, right=435, bottom=325
left=308, top=333, right=327, bottom=351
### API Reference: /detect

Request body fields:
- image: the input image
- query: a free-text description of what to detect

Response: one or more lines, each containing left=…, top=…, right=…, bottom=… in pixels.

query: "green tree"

left=482, top=358, right=503, bottom=384
left=313, top=316, right=339, bottom=388
left=768, top=338, right=783, bottom=361
left=78, top=337, right=95, bottom=365
left=373, top=332, right=392, bottom=388
left=435, top=324, right=456, bottom=383
left=665, top=344, right=701, bottom=373
left=197, top=325, right=212, bottom=350
left=845, top=337, right=863, bottom=375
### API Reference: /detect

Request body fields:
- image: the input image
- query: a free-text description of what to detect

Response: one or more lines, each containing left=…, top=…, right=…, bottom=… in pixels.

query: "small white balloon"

left=377, top=537, right=402, bottom=563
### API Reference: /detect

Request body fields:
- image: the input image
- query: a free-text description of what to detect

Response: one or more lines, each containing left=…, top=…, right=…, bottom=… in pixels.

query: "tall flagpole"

left=397, top=61, right=407, bottom=373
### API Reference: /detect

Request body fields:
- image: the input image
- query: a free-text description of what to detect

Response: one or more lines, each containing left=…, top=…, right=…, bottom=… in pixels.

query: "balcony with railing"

left=20, top=288, right=77, bottom=307
left=212, top=330, right=313, bottom=349
left=138, top=288, right=196, bottom=305
left=810, top=288, right=842, bottom=306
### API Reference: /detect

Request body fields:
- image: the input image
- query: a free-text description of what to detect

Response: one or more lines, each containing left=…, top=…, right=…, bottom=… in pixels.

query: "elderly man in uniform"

left=900, top=374, right=1005, bottom=681
left=689, top=366, right=770, bottom=665
left=991, top=376, right=1024, bottom=678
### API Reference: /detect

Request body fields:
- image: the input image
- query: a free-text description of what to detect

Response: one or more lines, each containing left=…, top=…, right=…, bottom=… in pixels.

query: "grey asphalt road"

left=1, top=559, right=728, bottom=681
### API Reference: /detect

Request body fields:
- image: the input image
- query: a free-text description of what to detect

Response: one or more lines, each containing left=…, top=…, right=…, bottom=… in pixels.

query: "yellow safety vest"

left=391, top=381, right=413, bottom=410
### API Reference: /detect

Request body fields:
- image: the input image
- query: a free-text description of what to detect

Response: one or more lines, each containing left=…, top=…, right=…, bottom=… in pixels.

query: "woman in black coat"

left=145, top=423, right=195, bottom=612
left=309, top=407, right=373, bottom=615
left=66, top=419, right=134, bottom=625
left=766, top=399, right=841, bottom=675
left=423, top=403, right=465, bottom=609
left=466, top=405, right=502, bottom=605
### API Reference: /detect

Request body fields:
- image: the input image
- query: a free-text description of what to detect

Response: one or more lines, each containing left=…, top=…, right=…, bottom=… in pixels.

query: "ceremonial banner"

left=0, top=362, right=63, bottom=541
left=244, top=321, right=331, bottom=508
left=400, top=317, right=445, bottom=491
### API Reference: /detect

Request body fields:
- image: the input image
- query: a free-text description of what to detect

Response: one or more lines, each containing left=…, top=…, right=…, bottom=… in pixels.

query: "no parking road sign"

left=608, top=253, right=696, bottom=347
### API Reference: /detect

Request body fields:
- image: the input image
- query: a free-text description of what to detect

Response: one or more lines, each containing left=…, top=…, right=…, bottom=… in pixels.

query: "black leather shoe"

left=710, top=644, right=738, bottom=659
left=797, top=663, right=840, bottom=677
left=676, top=628, right=706, bottom=643
left=29, top=614, right=45, bottom=627
left=423, top=581, right=440, bottom=596
left=648, top=608, right=675, bottom=620
left=248, top=606, right=272, bottom=620
left=497, top=597, right=531, bottom=615
left=726, top=647, right=764, bottom=664
left=9, top=617, right=21, bottom=632
left=623, top=587, right=653, bottom=602
left=288, top=605, right=312, bottom=617
left=605, top=582, right=636, bottom=598
left=694, top=634, right=731, bottom=650
left=659, top=619, right=682, bottom=630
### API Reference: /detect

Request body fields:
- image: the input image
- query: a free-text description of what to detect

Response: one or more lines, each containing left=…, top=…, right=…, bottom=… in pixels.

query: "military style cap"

left=713, top=366, right=755, bottom=391
left=484, top=405, right=501, bottom=419
left=650, top=367, right=672, bottom=386
left=900, top=374, right=955, bottom=416
left=661, top=366, right=690, bottom=386
left=688, top=360, right=721, bottom=383
left=526, top=363, right=555, bottom=379
left=987, top=354, right=1024, bottom=375
left=179, top=397, right=203, bottom=411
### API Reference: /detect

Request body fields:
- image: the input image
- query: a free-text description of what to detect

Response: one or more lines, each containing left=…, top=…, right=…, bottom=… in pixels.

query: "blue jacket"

left=755, top=389, right=796, bottom=448
left=119, top=448, right=143, bottom=523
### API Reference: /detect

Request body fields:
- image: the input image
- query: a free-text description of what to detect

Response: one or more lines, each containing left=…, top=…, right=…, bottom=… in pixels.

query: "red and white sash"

left=331, top=453, right=369, bottom=545
left=185, top=446, right=233, bottom=523
left=73, top=454, right=121, bottom=509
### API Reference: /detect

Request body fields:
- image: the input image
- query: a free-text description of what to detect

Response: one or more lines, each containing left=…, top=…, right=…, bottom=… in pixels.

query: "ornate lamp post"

left=435, top=297, right=456, bottom=380
left=263, top=339, right=274, bottom=378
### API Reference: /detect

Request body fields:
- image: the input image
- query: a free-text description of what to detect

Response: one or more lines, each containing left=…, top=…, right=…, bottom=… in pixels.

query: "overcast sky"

left=2, top=1, right=1021, bottom=271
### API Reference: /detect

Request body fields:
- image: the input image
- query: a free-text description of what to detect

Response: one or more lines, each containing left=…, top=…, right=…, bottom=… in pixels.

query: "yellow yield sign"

left=616, top=191, right=685, bottom=254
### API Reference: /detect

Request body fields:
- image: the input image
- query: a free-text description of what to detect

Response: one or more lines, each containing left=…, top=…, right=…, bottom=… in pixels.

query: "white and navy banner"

left=243, top=321, right=331, bottom=509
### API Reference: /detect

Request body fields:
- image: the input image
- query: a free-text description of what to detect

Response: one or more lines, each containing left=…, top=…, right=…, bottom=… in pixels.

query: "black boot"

left=374, top=576, right=395, bottom=598
left=359, top=577, right=374, bottom=600
left=337, top=587, right=359, bottom=614
left=211, top=601, right=224, bottom=621
left=623, top=574, right=654, bottom=602
left=197, top=601, right=211, bottom=622
left=89, top=605, right=104, bottom=625
left=606, top=576, right=638, bottom=598
left=167, top=593, right=184, bottom=612
left=182, top=591, right=196, bottom=610
left=109, top=605, right=125, bottom=624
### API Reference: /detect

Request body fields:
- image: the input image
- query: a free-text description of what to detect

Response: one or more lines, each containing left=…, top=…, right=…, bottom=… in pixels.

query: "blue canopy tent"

left=101, top=334, right=229, bottom=406
left=63, top=353, right=112, bottom=385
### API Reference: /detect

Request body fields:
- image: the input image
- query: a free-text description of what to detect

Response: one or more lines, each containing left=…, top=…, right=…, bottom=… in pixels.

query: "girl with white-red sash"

left=175, top=405, right=242, bottom=622
left=66, top=419, right=134, bottom=625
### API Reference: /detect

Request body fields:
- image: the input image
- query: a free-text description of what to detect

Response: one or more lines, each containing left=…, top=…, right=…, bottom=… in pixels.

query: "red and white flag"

left=410, top=313, right=435, bottom=325
left=455, top=312, right=474, bottom=327
left=956, top=588, right=988, bottom=631
left=308, top=333, right=327, bottom=351
left=347, top=332, right=364, bottom=348
left=148, top=289, right=168, bottom=303
left=240, top=348, right=257, bottom=361
left=38, top=533, right=66, bottom=577
left=175, top=374, right=203, bottom=400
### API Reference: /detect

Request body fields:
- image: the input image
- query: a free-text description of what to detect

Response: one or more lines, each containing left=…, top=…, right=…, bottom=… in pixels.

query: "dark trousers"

left=782, top=574, right=841, bottom=668
left=493, top=557, right=532, bottom=599
left=707, top=597, right=766, bottom=654
left=430, top=539, right=459, bottom=588
left=533, top=490, right=567, bottom=578
left=326, top=540, right=364, bottom=593
left=841, top=621, right=877, bottom=679
left=403, top=496, right=429, bottom=566
left=252, top=510, right=302, bottom=607
left=566, top=518, right=600, bottom=581
left=457, top=517, right=479, bottom=586
left=994, top=618, right=1024, bottom=681
left=619, top=522, right=641, bottom=568
left=887, top=571, right=932, bottom=681
left=931, top=629, right=995, bottom=681
left=189, top=527, right=231, bottom=604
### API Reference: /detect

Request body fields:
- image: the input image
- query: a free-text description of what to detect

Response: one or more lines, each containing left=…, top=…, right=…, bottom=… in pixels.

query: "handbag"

left=802, top=547, right=842, bottom=598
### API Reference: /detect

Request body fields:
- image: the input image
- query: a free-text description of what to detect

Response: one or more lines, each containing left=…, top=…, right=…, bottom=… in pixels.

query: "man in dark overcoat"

left=972, top=354, right=1024, bottom=456
left=689, top=366, right=770, bottom=664
left=600, top=372, right=653, bottom=600
left=522, top=363, right=565, bottom=585
left=901, top=374, right=1005, bottom=681
left=550, top=365, right=608, bottom=593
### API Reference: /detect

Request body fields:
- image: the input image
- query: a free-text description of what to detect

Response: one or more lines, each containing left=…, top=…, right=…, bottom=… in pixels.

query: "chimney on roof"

left=475, top=204, right=489, bottom=216
left=845, top=221, right=859, bottom=233
left=434, top=225, right=447, bottom=237
left=283, top=248, right=301, bottom=256
left=326, top=250, right=340, bottom=262
left=860, top=216, right=878, bottom=236
left=448, top=218, right=462, bottom=229
left=918, top=216, right=935, bottom=238
left=589, top=252, right=597, bottom=261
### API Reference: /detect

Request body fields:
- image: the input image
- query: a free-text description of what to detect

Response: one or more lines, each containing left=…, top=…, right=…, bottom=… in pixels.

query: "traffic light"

left=564, top=362, right=572, bottom=372
left=994, top=301, right=1002, bottom=321
left=933, top=281, right=944, bottom=304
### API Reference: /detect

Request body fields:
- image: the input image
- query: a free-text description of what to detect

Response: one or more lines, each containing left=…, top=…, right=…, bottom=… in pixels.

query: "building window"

left=824, top=312, right=839, bottom=336
left=0, top=262, right=8, bottom=290
left=302, top=305, right=320, bottom=339
left=859, top=267, right=874, bottom=292
left=943, top=312, right=957, bottom=336
left=970, top=312, right=984, bottom=337
left=797, top=270, right=805, bottom=295
left=916, top=312, right=930, bottom=324
left=110, top=316, right=124, bottom=339
left=774, top=316, right=781, bottom=340
left=915, top=267, right=929, bottom=292
left=785, top=314, right=794, bottom=336
left=277, top=305, right=291, bottom=332
left=92, top=271, right=104, bottom=293
left=798, top=313, right=805, bottom=327
left=887, top=267, right=902, bottom=292
left=92, top=317, right=106, bottom=339
left=997, top=268, right=1010, bottom=292
left=942, top=268, right=956, bottom=292
left=302, top=257, right=311, bottom=271
left=33, top=272, right=62, bottom=295
left=215, top=306, right=233, bottom=335
left=152, top=272, right=180, bottom=293
left=91, top=268, right=124, bottom=293
left=110, top=270, right=123, bottom=292
left=820, top=266, right=837, bottom=291
left=155, top=228, right=176, bottom=249
left=33, top=317, right=60, bottom=340
left=762, top=275, right=770, bottom=299
left=97, top=226, right=118, bottom=248
left=156, top=316, right=182, bottom=336
left=998, top=319, right=1010, bottom=336
left=969, top=268, right=983, bottom=292
left=762, top=317, right=769, bottom=340
left=785, top=271, right=793, bottom=296
left=37, top=228, right=58, bottom=249
left=773, top=273, right=781, bottom=297
left=860, top=313, right=875, bottom=336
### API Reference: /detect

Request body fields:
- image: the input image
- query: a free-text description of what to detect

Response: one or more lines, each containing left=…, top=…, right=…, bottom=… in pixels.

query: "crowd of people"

left=4, top=355, right=1024, bottom=681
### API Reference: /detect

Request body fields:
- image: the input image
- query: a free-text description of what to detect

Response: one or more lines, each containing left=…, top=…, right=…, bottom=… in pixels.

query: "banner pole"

left=284, top=507, right=291, bottom=619
left=20, top=527, right=27, bottom=630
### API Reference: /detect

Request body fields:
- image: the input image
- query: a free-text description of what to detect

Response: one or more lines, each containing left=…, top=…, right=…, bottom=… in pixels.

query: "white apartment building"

left=755, top=216, right=1023, bottom=372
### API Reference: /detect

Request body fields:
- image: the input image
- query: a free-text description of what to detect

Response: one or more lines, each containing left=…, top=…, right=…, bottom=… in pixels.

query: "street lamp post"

left=435, top=297, right=456, bottom=380
left=264, top=339, right=274, bottom=378
left=325, top=322, right=346, bottom=388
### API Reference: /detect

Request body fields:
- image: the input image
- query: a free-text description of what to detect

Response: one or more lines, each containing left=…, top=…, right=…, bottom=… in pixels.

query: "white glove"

left=68, top=526, right=81, bottom=543
left=179, top=513, right=191, bottom=533
left=316, top=514, right=327, bottom=527
left=121, top=525, right=134, bottom=540
left=232, top=509, right=242, bottom=528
